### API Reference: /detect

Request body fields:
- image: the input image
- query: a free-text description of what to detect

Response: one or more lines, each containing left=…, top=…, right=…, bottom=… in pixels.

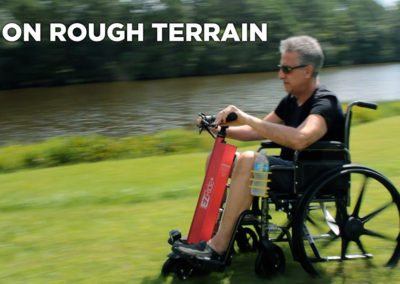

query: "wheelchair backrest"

left=294, top=101, right=377, bottom=194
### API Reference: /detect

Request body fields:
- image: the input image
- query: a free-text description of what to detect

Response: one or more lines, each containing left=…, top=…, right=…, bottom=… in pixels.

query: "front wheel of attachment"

left=161, top=258, right=174, bottom=276
left=161, top=258, right=194, bottom=280
left=255, top=241, right=285, bottom=277
left=175, top=261, right=194, bottom=280
left=293, top=166, right=400, bottom=276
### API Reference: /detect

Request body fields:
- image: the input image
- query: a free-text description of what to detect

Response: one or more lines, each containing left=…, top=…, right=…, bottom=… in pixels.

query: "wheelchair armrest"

left=269, top=165, right=294, bottom=171
left=301, top=141, right=347, bottom=151
left=294, top=141, right=350, bottom=164
left=258, top=140, right=282, bottom=151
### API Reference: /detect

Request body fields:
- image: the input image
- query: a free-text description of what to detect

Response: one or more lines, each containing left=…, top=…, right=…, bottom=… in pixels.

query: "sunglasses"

left=277, top=64, right=307, bottom=74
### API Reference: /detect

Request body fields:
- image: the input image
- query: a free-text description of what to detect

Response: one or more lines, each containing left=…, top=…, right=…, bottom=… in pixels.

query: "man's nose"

left=278, top=69, right=285, bottom=80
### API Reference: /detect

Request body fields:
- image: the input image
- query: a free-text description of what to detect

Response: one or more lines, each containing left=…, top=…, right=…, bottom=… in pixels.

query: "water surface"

left=0, top=63, right=399, bottom=145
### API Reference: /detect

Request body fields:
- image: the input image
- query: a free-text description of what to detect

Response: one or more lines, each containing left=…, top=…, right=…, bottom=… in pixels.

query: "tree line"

left=0, top=0, right=399, bottom=90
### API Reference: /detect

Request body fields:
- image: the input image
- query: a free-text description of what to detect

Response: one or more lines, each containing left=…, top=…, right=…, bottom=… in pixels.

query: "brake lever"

left=198, top=113, right=217, bottom=138
left=198, top=113, right=207, bottom=134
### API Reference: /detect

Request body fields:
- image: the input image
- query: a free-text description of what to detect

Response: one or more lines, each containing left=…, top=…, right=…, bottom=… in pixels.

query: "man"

left=173, top=35, right=345, bottom=259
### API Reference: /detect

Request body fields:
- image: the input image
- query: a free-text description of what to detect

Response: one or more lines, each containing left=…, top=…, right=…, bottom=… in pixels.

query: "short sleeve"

left=309, top=95, right=339, bottom=130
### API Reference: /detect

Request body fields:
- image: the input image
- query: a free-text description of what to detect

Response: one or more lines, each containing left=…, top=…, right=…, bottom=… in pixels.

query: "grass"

left=0, top=116, right=400, bottom=283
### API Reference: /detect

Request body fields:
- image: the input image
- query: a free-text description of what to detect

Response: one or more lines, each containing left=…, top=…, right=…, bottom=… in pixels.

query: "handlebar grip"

left=226, top=112, right=238, bottom=122
left=355, top=101, right=378, bottom=110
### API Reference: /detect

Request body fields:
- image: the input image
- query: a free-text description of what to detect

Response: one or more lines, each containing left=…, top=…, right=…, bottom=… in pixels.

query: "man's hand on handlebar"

left=197, top=105, right=244, bottom=137
left=215, top=105, right=243, bottom=126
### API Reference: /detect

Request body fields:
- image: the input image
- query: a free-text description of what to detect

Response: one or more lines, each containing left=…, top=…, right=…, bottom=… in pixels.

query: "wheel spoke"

left=352, top=175, right=368, bottom=218
left=321, top=233, right=340, bottom=249
left=355, top=239, right=367, bottom=255
left=322, top=203, right=340, bottom=236
left=341, top=238, right=350, bottom=259
left=335, top=198, right=349, bottom=227
left=307, top=215, right=319, bottom=227
left=361, top=201, right=393, bottom=224
left=306, top=215, right=327, bottom=232
left=362, top=228, right=396, bottom=242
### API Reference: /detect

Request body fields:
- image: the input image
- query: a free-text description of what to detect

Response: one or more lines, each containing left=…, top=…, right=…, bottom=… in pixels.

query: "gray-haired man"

left=173, top=35, right=345, bottom=259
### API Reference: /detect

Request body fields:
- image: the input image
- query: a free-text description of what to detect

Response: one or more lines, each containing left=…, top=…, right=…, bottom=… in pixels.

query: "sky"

left=375, top=0, right=399, bottom=7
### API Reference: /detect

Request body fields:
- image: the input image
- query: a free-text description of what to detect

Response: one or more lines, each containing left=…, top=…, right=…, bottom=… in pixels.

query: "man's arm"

left=243, top=113, right=327, bottom=150
left=216, top=106, right=328, bottom=150
left=226, top=111, right=284, bottom=141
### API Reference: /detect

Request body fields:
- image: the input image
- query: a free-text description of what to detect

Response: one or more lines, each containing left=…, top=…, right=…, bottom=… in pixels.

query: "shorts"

left=266, top=155, right=294, bottom=193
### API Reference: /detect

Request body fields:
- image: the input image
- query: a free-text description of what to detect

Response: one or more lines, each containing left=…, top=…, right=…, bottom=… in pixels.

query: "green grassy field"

left=0, top=117, right=400, bottom=283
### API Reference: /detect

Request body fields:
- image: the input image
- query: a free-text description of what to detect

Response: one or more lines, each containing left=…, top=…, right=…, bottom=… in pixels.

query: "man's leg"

left=207, top=151, right=256, bottom=254
left=173, top=151, right=257, bottom=257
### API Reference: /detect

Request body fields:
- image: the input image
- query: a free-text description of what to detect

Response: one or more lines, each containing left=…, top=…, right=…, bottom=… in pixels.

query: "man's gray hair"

left=280, top=35, right=324, bottom=78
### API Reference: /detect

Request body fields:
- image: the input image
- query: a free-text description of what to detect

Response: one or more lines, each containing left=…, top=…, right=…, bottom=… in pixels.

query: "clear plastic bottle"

left=250, top=150, right=269, bottom=196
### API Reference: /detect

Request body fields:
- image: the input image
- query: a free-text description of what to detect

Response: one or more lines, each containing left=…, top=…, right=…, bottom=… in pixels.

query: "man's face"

left=278, top=51, right=309, bottom=95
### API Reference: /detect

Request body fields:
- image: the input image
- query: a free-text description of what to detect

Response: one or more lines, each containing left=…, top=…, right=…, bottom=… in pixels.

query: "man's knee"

left=234, top=151, right=257, bottom=172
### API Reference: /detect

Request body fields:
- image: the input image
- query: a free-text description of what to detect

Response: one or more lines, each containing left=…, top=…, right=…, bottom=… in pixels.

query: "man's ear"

left=304, top=65, right=314, bottom=78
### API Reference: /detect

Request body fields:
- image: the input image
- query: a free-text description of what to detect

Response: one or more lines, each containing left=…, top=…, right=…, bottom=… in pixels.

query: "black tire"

left=235, top=227, right=259, bottom=253
left=161, top=258, right=175, bottom=276
left=175, top=261, right=194, bottom=281
left=293, top=165, right=400, bottom=275
left=255, top=241, right=285, bottom=277
left=161, top=258, right=194, bottom=280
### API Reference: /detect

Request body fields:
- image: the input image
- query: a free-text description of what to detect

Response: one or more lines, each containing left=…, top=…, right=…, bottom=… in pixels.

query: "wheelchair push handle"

left=354, top=101, right=378, bottom=110
left=348, top=100, right=378, bottom=111
left=344, top=100, right=378, bottom=149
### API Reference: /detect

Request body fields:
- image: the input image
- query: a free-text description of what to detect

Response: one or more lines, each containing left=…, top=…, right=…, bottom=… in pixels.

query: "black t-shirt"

left=274, top=85, right=345, bottom=161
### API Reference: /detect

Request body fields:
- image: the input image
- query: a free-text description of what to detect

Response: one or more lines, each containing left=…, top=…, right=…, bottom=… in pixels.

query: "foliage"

left=0, top=128, right=215, bottom=172
left=0, top=0, right=399, bottom=89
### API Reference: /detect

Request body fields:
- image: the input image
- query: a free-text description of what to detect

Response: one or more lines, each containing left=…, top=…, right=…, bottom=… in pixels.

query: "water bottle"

left=250, top=150, right=269, bottom=196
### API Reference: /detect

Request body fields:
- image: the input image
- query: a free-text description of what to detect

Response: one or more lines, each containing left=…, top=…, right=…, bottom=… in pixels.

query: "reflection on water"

left=0, top=63, right=399, bottom=145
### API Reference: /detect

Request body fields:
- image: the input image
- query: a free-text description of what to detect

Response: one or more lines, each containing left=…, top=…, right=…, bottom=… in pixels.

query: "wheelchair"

left=162, top=101, right=400, bottom=279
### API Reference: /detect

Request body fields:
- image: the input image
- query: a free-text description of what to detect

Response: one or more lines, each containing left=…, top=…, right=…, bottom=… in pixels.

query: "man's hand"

left=214, top=105, right=248, bottom=126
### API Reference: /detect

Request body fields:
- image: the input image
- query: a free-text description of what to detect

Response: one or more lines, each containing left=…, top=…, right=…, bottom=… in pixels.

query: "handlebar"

left=226, top=112, right=238, bottom=122
left=198, top=112, right=237, bottom=128
left=198, top=112, right=237, bottom=138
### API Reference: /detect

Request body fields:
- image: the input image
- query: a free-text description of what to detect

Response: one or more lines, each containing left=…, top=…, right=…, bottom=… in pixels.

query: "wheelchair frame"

left=162, top=101, right=400, bottom=279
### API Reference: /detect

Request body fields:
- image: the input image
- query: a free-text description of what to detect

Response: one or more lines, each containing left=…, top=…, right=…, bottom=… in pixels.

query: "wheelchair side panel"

left=295, top=150, right=350, bottom=194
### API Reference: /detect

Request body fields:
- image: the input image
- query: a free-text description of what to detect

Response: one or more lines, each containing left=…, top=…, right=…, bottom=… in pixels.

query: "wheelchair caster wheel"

left=235, top=227, right=258, bottom=253
left=255, top=241, right=285, bottom=277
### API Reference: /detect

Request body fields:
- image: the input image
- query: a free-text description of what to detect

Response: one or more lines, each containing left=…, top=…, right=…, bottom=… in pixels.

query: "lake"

left=0, top=63, right=399, bottom=145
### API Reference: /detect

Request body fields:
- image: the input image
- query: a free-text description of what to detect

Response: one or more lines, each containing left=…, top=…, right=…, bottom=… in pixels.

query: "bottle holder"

left=250, top=170, right=271, bottom=197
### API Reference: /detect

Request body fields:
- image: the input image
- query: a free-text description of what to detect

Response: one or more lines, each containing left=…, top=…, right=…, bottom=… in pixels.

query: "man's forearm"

left=242, top=114, right=306, bottom=149
left=242, top=113, right=327, bottom=150
left=226, top=125, right=265, bottom=141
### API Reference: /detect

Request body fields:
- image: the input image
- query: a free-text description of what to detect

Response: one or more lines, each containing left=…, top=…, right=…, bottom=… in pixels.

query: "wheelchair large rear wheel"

left=293, top=166, right=400, bottom=275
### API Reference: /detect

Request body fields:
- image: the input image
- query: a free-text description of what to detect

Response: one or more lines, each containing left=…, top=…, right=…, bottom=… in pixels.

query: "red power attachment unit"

left=187, top=134, right=236, bottom=243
